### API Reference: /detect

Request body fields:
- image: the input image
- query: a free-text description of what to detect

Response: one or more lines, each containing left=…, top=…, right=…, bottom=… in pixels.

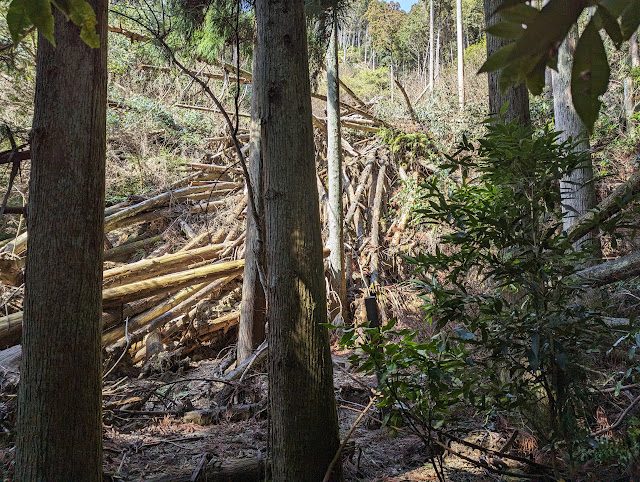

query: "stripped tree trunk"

left=238, top=28, right=266, bottom=364
left=254, top=0, right=342, bottom=479
left=16, top=1, right=107, bottom=479
left=327, top=10, right=347, bottom=324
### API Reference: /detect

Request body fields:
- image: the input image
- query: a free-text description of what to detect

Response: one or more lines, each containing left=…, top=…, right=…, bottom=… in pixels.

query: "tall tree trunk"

left=16, top=2, right=107, bottom=480
left=625, top=31, right=639, bottom=136
left=456, top=0, right=465, bottom=110
left=238, top=29, right=266, bottom=364
left=327, top=11, right=347, bottom=324
left=435, top=21, right=440, bottom=81
left=483, top=0, right=531, bottom=125
left=429, top=0, right=434, bottom=91
left=553, top=24, right=599, bottom=252
left=254, top=0, right=343, bottom=479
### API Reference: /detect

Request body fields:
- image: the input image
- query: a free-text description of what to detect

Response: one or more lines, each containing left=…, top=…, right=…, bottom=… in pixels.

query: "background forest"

left=1, top=0, right=640, bottom=480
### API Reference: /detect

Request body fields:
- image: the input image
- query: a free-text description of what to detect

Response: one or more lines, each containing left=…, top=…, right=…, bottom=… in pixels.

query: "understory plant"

left=342, top=121, right=629, bottom=476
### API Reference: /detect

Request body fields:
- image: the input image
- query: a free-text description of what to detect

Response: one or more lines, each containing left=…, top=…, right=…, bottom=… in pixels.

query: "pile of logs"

left=0, top=158, right=249, bottom=366
left=0, top=70, right=435, bottom=374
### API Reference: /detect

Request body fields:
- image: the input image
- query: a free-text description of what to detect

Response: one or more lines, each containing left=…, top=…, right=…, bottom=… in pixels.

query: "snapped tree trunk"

left=238, top=29, right=266, bottom=365
left=483, top=0, right=531, bottom=125
left=254, top=0, right=342, bottom=479
left=327, top=10, right=347, bottom=324
left=16, top=3, right=107, bottom=480
left=552, top=23, right=599, bottom=254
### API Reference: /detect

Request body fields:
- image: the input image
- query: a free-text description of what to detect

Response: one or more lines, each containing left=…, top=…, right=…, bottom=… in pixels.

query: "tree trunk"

left=16, top=2, right=107, bottom=480
left=429, top=0, right=434, bottom=91
left=483, top=0, right=531, bottom=125
left=327, top=11, right=347, bottom=324
left=625, top=31, right=639, bottom=136
left=254, top=0, right=342, bottom=479
left=552, top=23, right=599, bottom=253
left=238, top=28, right=266, bottom=364
left=456, top=0, right=465, bottom=110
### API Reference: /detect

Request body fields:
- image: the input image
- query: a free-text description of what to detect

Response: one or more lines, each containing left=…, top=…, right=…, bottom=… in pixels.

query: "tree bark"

left=254, top=0, right=342, bottom=479
left=456, top=0, right=465, bottom=110
left=327, top=11, right=347, bottom=324
left=16, top=2, right=107, bottom=479
left=428, top=0, right=434, bottom=91
left=552, top=23, right=599, bottom=253
left=483, top=0, right=531, bottom=125
left=238, top=27, right=266, bottom=365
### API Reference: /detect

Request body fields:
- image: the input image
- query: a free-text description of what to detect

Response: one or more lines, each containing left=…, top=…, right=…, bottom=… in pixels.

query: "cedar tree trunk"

left=254, top=0, right=343, bottom=479
left=16, top=2, right=107, bottom=480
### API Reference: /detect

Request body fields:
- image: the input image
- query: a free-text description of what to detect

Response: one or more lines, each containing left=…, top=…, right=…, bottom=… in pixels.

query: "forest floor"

left=0, top=296, right=524, bottom=481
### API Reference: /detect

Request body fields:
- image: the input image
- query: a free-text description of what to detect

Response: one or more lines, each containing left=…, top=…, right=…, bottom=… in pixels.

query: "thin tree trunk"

left=435, top=21, right=440, bottom=82
left=16, top=2, right=107, bottom=479
left=254, top=0, right=342, bottom=479
left=483, top=0, right=530, bottom=125
left=552, top=23, right=599, bottom=253
left=625, top=31, right=639, bottom=136
left=327, top=11, right=347, bottom=323
left=238, top=28, right=266, bottom=364
left=429, top=0, right=434, bottom=91
left=456, top=0, right=465, bottom=110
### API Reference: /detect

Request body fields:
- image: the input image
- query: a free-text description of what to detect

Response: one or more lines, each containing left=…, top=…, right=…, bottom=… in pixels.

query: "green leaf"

left=478, top=43, right=515, bottom=74
left=595, top=5, right=623, bottom=47
left=498, top=4, right=539, bottom=25
left=525, top=58, right=547, bottom=96
left=619, top=0, right=640, bottom=39
left=25, top=0, right=55, bottom=45
left=485, top=22, right=525, bottom=41
left=507, top=0, right=584, bottom=68
left=571, top=19, right=610, bottom=133
left=67, top=0, right=100, bottom=48
left=6, top=0, right=32, bottom=44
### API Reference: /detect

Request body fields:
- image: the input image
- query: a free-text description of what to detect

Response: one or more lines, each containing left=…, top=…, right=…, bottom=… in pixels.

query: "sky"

left=396, top=0, right=418, bottom=12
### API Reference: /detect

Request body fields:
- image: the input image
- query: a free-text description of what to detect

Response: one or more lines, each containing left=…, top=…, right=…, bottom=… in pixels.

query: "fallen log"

left=345, top=158, right=374, bottom=226
left=393, top=76, right=419, bottom=125
left=103, top=235, right=164, bottom=262
left=311, top=92, right=389, bottom=128
left=102, top=259, right=246, bottom=306
left=122, top=274, right=242, bottom=353
left=104, top=243, right=229, bottom=285
left=104, top=183, right=224, bottom=232
left=102, top=281, right=210, bottom=346
left=174, top=103, right=251, bottom=118
left=184, top=162, right=243, bottom=175
left=137, top=64, right=251, bottom=84
left=108, top=25, right=149, bottom=42
left=370, top=158, right=388, bottom=285
left=338, top=78, right=368, bottom=109
left=568, top=170, right=640, bottom=243
left=574, top=251, right=640, bottom=287
left=0, top=311, right=23, bottom=342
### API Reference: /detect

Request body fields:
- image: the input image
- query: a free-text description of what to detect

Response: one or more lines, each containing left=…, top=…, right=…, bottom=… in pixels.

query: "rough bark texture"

left=327, top=12, right=347, bottom=324
left=456, top=0, right=465, bottom=110
left=238, top=28, right=266, bottom=364
left=16, top=3, right=107, bottom=480
left=552, top=24, right=598, bottom=247
left=254, top=0, right=342, bottom=479
left=483, top=0, right=531, bottom=125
